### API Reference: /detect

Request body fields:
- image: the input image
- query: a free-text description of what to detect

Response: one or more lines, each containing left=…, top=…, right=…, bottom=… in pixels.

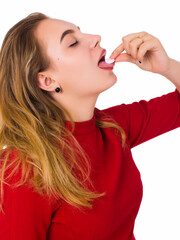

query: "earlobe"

left=55, top=87, right=62, bottom=93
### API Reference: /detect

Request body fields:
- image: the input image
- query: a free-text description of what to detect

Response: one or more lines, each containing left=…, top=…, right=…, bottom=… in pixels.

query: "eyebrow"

left=60, top=26, right=80, bottom=43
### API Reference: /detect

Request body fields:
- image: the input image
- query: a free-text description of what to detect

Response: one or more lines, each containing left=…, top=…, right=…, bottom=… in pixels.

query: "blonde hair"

left=0, top=12, right=126, bottom=213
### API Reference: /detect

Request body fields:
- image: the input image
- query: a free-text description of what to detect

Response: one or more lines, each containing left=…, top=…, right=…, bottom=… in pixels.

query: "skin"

left=110, top=32, right=180, bottom=92
left=35, top=18, right=117, bottom=122
left=35, top=20, right=180, bottom=122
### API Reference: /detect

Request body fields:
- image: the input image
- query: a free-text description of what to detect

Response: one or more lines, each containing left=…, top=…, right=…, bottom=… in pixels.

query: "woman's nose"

left=89, top=34, right=101, bottom=49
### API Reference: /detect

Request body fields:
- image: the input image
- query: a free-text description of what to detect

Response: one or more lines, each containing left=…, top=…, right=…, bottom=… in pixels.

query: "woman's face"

left=35, top=18, right=117, bottom=99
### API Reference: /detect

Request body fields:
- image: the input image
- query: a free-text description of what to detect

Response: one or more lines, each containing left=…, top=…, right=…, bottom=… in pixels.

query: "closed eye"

left=69, top=41, right=78, bottom=47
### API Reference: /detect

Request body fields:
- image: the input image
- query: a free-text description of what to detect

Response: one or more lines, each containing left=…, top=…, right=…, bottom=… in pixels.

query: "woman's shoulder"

left=94, top=103, right=129, bottom=130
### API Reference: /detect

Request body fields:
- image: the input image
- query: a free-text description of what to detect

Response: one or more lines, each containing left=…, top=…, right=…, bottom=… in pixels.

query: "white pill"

left=105, top=58, right=115, bottom=64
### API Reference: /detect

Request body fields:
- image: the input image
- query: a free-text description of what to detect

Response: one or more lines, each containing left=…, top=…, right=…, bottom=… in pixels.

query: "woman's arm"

left=102, top=89, right=180, bottom=148
left=161, top=58, right=180, bottom=92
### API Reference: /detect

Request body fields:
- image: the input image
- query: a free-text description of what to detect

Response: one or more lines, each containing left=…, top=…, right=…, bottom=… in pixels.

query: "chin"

left=100, top=75, right=118, bottom=93
left=107, top=72, right=117, bottom=85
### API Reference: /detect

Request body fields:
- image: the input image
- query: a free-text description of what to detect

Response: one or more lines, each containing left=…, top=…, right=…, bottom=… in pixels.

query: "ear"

left=37, top=73, right=57, bottom=92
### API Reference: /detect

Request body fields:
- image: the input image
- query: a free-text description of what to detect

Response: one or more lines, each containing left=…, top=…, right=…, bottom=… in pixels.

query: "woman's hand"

left=110, top=32, right=171, bottom=76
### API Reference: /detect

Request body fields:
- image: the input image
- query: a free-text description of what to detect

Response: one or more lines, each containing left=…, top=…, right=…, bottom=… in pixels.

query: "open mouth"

left=97, top=50, right=106, bottom=66
left=98, top=56, right=115, bottom=70
left=98, top=51, right=115, bottom=70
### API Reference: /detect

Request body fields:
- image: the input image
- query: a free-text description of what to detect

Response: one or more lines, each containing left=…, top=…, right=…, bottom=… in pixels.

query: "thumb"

left=115, top=53, right=136, bottom=64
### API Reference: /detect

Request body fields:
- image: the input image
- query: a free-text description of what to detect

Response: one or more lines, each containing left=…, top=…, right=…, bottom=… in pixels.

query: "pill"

left=105, top=58, right=115, bottom=64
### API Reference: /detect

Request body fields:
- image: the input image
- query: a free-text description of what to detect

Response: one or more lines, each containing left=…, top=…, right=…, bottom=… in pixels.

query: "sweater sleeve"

left=101, top=89, right=180, bottom=148
left=0, top=151, right=62, bottom=240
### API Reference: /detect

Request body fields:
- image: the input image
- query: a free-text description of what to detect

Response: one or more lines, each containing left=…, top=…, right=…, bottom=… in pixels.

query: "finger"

left=115, top=53, right=136, bottom=64
left=130, top=35, right=155, bottom=61
left=129, top=37, right=144, bottom=59
left=122, top=31, right=148, bottom=54
left=110, top=43, right=124, bottom=59
left=137, top=39, right=156, bottom=62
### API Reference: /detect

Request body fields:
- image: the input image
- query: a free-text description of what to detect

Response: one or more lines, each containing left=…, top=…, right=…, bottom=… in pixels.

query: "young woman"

left=0, top=12, right=179, bottom=240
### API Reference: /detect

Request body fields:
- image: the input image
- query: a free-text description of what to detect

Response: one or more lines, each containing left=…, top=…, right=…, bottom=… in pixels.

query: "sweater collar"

left=65, top=109, right=98, bottom=135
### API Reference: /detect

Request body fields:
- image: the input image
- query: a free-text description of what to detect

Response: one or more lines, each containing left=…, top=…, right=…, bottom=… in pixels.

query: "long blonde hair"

left=0, top=12, right=126, bottom=213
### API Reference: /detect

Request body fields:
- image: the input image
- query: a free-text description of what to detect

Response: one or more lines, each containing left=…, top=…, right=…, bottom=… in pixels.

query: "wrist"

left=161, top=58, right=180, bottom=92
left=161, top=57, right=174, bottom=79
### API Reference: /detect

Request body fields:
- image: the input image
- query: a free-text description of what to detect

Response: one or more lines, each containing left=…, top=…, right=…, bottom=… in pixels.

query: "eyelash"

left=69, top=41, right=78, bottom=47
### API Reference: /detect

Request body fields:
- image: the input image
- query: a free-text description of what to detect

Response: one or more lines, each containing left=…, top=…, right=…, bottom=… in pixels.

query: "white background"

left=0, top=0, right=180, bottom=239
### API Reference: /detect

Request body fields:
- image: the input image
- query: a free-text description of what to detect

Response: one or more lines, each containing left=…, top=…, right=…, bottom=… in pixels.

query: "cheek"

left=54, top=54, right=108, bottom=95
left=61, top=58, right=98, bottom=86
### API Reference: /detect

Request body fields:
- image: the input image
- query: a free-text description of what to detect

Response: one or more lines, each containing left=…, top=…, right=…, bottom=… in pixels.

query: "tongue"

left=98, top=61, right=114, bottom=69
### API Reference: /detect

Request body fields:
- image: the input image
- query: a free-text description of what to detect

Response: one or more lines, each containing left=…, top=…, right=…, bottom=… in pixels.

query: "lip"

left=98, top=49, right=106, bottom=64
left=100, top=67, right=114, bottom=71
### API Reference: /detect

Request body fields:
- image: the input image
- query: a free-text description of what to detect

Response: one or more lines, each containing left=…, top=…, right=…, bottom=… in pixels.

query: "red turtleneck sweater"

left=0, top=89, right=180, bottom=240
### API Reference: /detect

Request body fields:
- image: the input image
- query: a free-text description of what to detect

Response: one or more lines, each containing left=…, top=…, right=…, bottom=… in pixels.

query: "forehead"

left=35, top=18, right=77, bottom=37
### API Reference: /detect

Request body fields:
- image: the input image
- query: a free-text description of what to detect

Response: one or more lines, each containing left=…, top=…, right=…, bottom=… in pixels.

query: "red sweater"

left=0, top=90, right=180, bottom=240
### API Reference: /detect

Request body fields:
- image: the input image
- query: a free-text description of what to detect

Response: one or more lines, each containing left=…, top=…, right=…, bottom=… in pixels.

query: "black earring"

left=55, top=87, right=61, bottom=93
